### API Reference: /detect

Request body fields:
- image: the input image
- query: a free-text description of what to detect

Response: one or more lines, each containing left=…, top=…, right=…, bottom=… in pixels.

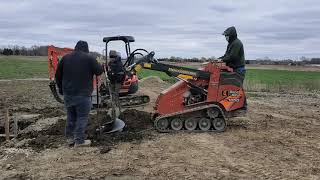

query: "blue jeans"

left=234, top=66, right=246, bottom=77
left=64, top=95, right=91, bottom=144
left=234, top=66, right=247, bottom=109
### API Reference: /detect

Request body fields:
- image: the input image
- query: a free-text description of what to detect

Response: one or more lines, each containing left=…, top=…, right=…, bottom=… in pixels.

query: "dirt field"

left=0, top=77, right=320, bottom=179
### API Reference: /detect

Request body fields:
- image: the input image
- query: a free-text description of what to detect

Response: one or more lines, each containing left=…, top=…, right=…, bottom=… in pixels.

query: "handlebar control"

left=125, top=51, right=156, bottom=71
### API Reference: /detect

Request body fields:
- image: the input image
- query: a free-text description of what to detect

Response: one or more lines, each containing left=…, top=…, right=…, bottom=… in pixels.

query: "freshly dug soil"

left=89, top=109, right=154, bottom=153
left=12, top=109, right=154, bottom=152
left=12, top=107, right=66, bottom=118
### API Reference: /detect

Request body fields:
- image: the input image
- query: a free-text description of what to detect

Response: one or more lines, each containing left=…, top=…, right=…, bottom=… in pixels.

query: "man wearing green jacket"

left=219, top=26, right=245, bottom=75
left=219, top=26, right=247, bottom=110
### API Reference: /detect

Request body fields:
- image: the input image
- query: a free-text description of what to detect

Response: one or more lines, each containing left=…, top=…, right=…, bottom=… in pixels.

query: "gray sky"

left=0, top=0, right=319, bottom=59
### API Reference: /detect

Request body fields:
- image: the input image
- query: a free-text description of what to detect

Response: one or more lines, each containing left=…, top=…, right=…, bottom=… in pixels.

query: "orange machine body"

left=155, top=62, right=246, bottom=116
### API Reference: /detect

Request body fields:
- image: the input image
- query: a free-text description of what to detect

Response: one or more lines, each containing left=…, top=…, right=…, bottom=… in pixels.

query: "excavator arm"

left=127, top=51, right=212, bottom=95
left=128, top=51, right=210, bottom=81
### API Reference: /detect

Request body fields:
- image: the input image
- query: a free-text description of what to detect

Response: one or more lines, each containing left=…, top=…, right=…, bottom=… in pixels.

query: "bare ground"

left=0, top=78, right=320, bottom=180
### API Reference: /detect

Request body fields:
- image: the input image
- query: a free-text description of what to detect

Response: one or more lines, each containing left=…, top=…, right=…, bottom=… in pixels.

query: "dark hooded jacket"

left=107, top=55, right=125, bottom=83
left=55, top=40, right=103, bottom=96
left=219, top=26, right=245, bottom=68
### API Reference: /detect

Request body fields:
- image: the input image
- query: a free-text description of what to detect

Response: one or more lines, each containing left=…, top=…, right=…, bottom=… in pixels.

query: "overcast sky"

left=0, top=0, right=319, bottom=59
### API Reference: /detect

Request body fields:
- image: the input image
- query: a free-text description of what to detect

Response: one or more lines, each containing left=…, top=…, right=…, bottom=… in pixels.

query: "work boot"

left=74, top=140, right=91, bottom=147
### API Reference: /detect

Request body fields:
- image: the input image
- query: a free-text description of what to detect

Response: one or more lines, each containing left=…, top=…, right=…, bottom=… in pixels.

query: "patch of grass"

left=0, top=56, right=319, bottom=92
left=0, top=56, right=48, bottom=79
left=138, top=68, right=320, bottom=91
left=244, top=69, right=320, bottom=92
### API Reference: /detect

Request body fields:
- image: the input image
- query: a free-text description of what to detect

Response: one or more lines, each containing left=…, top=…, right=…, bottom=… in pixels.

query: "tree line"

left=0, top=45, right=102, bottom=59
left=1, top=45, right=319, bottom=65
left=0, top=45, right=48, bottom=56
left=158, top=56, right=217, bottom=62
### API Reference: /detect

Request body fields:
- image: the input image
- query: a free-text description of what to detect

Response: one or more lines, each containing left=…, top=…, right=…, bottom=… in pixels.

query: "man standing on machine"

left=107, top=50, right=125, bottom=118
left=218, top=26, right=247, bottom=110
left=55, top=40, right=103, bottom=147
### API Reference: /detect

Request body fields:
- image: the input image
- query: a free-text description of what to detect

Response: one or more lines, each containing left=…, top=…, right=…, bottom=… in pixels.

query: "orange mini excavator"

left=128, top=51, right=247, bottom=132
left=48, top=36, right=150, bottom=108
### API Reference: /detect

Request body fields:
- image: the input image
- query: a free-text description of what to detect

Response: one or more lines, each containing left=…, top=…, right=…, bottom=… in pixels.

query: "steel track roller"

left=212, top=117, right=226, bottom=132
left=156, top=118, right=169, bottom=130
left=184, top=117, right=197, bottom=131
left=170, top=118, right=183, bottom=131
left=198, top=118, right=211, bottom=131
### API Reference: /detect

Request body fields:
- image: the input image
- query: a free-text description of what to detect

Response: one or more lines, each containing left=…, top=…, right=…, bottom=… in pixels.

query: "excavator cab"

left=103, top=36, right=148, bottom=67
left=102, top=36, right=149, bottom=96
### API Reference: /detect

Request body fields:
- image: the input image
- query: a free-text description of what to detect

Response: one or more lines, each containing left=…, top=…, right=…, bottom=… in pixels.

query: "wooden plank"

left=4, top=109, right=10, bottom=141
left=0, top=134, right=15, bottom=137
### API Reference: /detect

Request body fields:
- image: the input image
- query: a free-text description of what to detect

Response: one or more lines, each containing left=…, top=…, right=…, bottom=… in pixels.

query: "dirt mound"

left=11, top=109, right=154, bottom=152
left=19, top=117, right=65, bottom=138
left=139, top=76, right=168, bottom=88
left=15, top=117, right=66, bottom=151
left=19, top=135, right=65, bottom=151
left=119, top=109, right=153, bottom=131
left=89, top=109, right=154, bottom=153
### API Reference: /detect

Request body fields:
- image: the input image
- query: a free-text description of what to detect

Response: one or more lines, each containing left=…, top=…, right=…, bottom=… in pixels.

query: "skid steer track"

left=154, top=104, right=227, bottom=133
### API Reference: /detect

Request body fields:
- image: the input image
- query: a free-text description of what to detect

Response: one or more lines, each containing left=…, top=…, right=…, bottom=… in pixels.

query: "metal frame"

left=103, top=36, right=135, bottom=64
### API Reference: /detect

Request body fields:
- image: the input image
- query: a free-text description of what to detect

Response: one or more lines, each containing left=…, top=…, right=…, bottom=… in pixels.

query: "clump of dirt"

left=18, top=117, right=65, bottom=139
left=119, top=109, right=153, bottom=131
left=16, top=119, right=35, bottom=131
left=16, top=117, right=66, bottom=152
left=22, top=135, right=66, bottom=151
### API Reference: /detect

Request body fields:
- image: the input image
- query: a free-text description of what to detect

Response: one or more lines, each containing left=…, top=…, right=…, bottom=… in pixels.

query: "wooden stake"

left=4, top=108, right=10, bottom=141
left=14, top=116, right=18, bottom=138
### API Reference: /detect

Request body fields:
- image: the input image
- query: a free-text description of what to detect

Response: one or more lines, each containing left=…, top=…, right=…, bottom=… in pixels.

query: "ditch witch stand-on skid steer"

left=128, top=51, right=247, bottom=132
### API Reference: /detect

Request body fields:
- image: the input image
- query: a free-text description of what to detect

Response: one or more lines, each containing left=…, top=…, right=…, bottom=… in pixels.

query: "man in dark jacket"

left=107, top=50, right=125, bottom=117
left=55, top=40, right=103, bottom=147
left=219, top=26, right=247, bottom=110
left=219, top=26, right=245, bottom=75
